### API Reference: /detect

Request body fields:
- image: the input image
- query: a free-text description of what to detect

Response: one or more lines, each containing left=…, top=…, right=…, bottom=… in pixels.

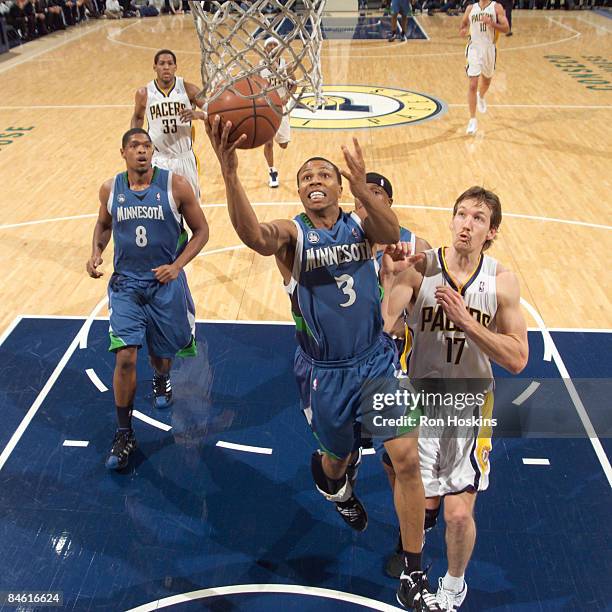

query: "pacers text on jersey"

left=305, top=241, right=372, bottom=272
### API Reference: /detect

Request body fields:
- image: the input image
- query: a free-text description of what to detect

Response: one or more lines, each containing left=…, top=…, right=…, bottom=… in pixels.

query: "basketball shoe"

left=105, top=428, right=136, bottom=470
left=335, top=494, right=368, bottom=531
left=435, top=577, right=467, bottom=611
left=466, top=118, right=478, bottom=135
left=397, top=570, right=443, bottom=611
left=153, top=373, right=173, bottom=409
left=268, top=168, right=279, bottom=188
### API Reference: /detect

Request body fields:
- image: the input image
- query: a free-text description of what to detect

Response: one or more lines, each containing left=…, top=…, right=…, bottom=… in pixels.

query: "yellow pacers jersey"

left=406, top=248, right=498, bottom=380
left=468, top=1, right=498, bottom=46
left=146, top=77, right=193, bottom=156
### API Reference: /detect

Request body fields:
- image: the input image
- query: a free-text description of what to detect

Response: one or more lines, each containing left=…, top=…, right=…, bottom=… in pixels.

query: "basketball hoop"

left=188, top=0, right=326, bottom=115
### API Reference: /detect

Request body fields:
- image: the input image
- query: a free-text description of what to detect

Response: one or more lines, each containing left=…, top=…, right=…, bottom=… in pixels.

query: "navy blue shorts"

left=107, top=272, right=196, bottom=359
left=392, top=0, right=411, bottom=14
left=294, top=334, right=419, bottom=458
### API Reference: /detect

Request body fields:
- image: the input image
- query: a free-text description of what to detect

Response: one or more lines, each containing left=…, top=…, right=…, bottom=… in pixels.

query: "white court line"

left=85, top=368, right=108, bottom=392
left=80, top=297, right=108, bottom=349
left=521, top=298, right=612, bottom=489
left=0, top=296, right=108, bottom=473
left=512, top=381, right=541, bottom=406
left=522, top=458, right=551, bottom=466
left=446, top=103, right=612, bottom=110
left=522, top=298, right=553, bottom=362
left=196, top=244, right=248, bottom=258
left=125, top=583, right=404, bottom=612
left=546, top=16, right=582, bottom=36
left=546, top=328, right=612, bottom=333
left=0, top=21, right=110, bottom=75
left=0, top=316, right=23, bottom=347
left=216, top=441, right=273, bottom=455
left=3, top=103, right=611, bottom=111
left=413, top=16, right=430, bottom=40
left=2, top=203, right=610, bottom=232
left=63, top=440, right=89, bottom=448
left=572, top=15, right=612, bottom=33
left=132, top=410, right=172, bottom=432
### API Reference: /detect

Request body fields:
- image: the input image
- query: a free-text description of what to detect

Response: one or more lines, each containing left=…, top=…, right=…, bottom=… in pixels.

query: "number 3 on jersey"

left=335, top=274, right=356, bottom=307
left=135, top=225, right=148, bottom=247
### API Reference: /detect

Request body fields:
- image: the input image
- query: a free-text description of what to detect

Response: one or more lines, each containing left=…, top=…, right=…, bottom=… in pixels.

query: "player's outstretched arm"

left=435, top=269, right=528, bottom=374
left=86, top=180, right=113, bottom=279
left=341, top=138, right=399, bottom=245
left=206, top=114, right=297, bottom=256
left=131, top=88, right=147, bottom=129
left=379, top=243, right=425, bottom=332
left=152, top=175, right=210, bottom=284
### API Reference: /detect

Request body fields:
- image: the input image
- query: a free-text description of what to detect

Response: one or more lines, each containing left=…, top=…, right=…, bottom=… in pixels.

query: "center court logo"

left=290, top=85, right=446, bottom=130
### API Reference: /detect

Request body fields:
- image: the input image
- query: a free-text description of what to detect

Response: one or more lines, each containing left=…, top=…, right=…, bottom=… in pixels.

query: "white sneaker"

left=477, top=92, right=487, bottom=114
left=466, top=118, right=478, bottom=135
left=268, top=168, right=279, bottom=188
left=436, top=577, right=468, bottom=610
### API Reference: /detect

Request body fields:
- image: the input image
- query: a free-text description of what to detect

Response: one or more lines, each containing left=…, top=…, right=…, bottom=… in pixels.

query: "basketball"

left=207, top=76, right=283, bottom=149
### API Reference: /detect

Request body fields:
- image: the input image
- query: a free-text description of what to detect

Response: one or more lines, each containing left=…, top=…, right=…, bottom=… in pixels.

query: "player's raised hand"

left=86, top=254, right=104, bottom=278
left=380, top=242, right=425, bottom=276
left=179, top=107, right=206, bottom=123
left=435, top=285, right=470, bottom=327
left=204, top=114, right=247, bottom=175
left=340, top=138, right=369, bottom=199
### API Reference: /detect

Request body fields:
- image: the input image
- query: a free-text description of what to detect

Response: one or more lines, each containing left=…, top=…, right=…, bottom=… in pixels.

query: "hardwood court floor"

left=0, top=11, right=610, bottom=333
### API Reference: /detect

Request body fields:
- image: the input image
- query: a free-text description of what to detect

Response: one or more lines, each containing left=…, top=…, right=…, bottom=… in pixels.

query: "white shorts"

left=418, top=391, right=494, bottom=497
left=274, top=114, right=291, bottom=145
left=466, top=43, right=496, bottom=79
left=152, top=150, right=201, bottom=201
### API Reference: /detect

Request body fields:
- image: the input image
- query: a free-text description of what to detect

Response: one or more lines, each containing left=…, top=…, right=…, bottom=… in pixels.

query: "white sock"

left=442, top=572, right=465, bottom=593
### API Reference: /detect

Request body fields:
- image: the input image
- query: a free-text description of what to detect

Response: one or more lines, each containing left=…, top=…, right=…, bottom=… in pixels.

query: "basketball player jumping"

left=131, top=49, right=205, bottom=199
left=260, top=37, right=296, bottom=188
left=459, top=0, right=509, bottom=135
left=86, top=128, right=208, bottom=470
left=207, top=115, right=443, bottom=611
left=380, top=186, right=528, bottom=609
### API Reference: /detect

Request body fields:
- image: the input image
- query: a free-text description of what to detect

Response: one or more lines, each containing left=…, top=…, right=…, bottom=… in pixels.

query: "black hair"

left=296, top=157, right=342, bottom=186
left=121, top=128, right=151, bottom=149
left=154, top=49, right=177, bottom=65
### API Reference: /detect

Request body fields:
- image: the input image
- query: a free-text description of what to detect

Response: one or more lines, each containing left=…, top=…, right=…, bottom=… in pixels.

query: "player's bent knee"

left=444, top=504, right=474, bottom=530
left=115, top=346, right=138, bottom=369
left=387, top=448, right=420, bottom=482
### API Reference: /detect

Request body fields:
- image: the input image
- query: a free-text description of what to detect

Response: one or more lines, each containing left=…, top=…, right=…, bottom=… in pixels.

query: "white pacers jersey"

left=146, top=77, right=193, bottom=156
left=468, top=1, right=498, bottom=46
left=407, top=248, right=498, bottom=381
left=261, top=57, right=288, bottom=103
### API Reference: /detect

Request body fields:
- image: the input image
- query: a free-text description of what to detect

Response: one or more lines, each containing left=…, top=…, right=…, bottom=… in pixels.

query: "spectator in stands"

left=8, top=0, right=37, bottom=40
left=37, top=0, right=65, bottom=31
left=105, top=0, right=121, bottom=17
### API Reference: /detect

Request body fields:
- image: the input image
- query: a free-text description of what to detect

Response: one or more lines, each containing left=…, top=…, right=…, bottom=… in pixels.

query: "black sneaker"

left=388, top=31, right=397, bottom=41
left=397, top=570, right=442, bottom=611
left=385, top=531, right=404, bottom=578
left=105, top=429, right=136, bottom=470
left=335, top=494, right=368, bottom=532
left=153, top=373, right=173, bottom=409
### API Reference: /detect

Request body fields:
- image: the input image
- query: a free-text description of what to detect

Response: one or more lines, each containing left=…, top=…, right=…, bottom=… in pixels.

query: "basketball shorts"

left=153, top=150, right=201, bottom=201
left=107, top=271, right=196, bottom=359
left=294, top=334, right=421, bottom=459
left=274, top=114, right=291, bottom=145
left=466, top=43, right=496, bottom=79
left=391, top=0, right=411, bottom=15
left=418, top=390, right=494, bottom=497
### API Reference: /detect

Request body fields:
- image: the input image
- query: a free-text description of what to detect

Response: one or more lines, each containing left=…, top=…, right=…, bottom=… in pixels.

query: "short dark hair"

left=154, top=49, right=177, bottom=65
left=122, top=128, right=151, bottom=149
left=296, top=157, right=342, bottom=186
left=453, top=186, right=502, bottom=251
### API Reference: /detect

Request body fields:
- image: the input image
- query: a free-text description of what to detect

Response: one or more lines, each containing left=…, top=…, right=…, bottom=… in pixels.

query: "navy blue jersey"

left=108, top=167, right=187, bottom=280
left=286, top=210, right=382, bottom=361
left=375, top=225, right=414, bottom=268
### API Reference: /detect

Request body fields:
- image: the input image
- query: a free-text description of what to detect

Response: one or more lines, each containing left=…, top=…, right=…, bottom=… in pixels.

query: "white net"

left=189, top=0, right=326, bottom=114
